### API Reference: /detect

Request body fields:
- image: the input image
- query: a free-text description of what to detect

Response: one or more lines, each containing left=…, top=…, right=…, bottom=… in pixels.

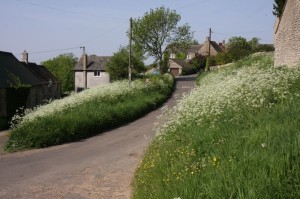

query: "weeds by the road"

left=5, top=74, right=174, bottom=151
left=133, top=53, right=300, bottom=198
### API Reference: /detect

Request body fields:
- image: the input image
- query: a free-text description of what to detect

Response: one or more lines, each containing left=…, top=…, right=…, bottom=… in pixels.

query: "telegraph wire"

left=175, top=0, right=212, bottom=10
left=14, top=0, right=127, bottom=20
left=15, top=46, right=81, bottom=56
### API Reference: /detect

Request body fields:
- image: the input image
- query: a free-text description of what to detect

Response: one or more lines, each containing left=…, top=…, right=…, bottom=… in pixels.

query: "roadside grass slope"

left=5, top=74, right=174, bottom=152
left=133, top=53, right=300, bottom=199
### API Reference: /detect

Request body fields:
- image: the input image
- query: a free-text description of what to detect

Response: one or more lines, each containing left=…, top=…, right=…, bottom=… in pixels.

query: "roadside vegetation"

left=5, top=74, right=174, bottom=152
left=133, top=53, right=300, bottom=198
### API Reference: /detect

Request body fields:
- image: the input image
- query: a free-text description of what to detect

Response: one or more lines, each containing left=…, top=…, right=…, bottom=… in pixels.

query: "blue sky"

left=1, top=0, right=275, bottom=64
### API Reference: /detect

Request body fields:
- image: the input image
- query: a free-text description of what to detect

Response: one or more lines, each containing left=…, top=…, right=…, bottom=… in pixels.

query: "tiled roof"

left=170, top=59, right=193, bottom=70
left=74, top=55, right=111, bottom=71
left=210, top=41, right=225, bottom=53
left=0, top=51, right=40, bottom=88
left=186, top=45, right=203, bottom=53
left=21, top=62, right=59, bottom=84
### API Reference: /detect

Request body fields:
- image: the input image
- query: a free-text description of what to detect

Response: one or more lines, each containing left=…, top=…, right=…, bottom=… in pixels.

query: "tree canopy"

left=132, top=6, right=193, bottom=72
left=42, top=53, right=77, bottom=92
left=106, top=46, right=145, bottom=81
left=273, top=0, right=286, bottom=17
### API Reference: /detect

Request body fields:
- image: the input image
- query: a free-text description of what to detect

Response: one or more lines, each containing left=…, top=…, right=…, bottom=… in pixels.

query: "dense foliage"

left=132, top=6, right=193, bottom=72
left=206, top=36, right=274, bottom=68
left=106, top=46, right=145, bottom=81
left=133, top=53, right=300, bottom=198
left=5, top=74, right=174, bottom=151
left=273, top=0, right=287, bottom=17
left=42, top=53, right=77, bottom=92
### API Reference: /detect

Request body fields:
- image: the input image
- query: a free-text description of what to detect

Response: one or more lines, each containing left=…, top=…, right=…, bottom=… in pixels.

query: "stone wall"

left=75, top=71, right=110, bottom=92
left=274, top=0, right=300, bottom=67
left=75, top=71, right=84, bottom=92
left=86, top=71, right=110, bottom=88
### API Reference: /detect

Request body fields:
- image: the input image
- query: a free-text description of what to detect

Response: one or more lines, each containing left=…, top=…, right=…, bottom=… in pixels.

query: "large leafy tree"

left=273, top=0, right=286, bottom=17
left=225, top=36, right=252, bottom=61
left=132, top=6, right=193, bottom=72
left=227, top=36, right=252, bottom=51
left=106, top=46, right=145, bottom=81
left=42, top=53, right=77, bottom=92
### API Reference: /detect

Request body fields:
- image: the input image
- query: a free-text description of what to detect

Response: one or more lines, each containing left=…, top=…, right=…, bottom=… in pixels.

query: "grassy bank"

left=133, top=53, right=300, bottom=198
left=5, top=74, right=174, bottom=152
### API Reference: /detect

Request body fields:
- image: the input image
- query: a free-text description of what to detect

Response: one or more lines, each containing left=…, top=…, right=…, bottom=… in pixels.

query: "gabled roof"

left=0, top=51, right=40, bottom=88
left=74, top=55, right=111, bottom=71
left=21, top=62, right=59, bottom=84
left=170, top=59, right=193, bottom=70
left=186, top=45, right=203, bottom=53
left=210, top=41, right=225, bottom=53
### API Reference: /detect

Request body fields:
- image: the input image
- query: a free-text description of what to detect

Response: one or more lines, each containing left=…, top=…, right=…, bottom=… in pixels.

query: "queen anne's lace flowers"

left=10, top=80, right=145, bottom=129
left=157, top=54, right=300, bottom=136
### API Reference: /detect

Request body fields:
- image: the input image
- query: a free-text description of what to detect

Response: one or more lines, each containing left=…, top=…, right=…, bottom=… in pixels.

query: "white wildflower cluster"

left=157, top=55, right=300, bottom=136
left=10, top=79, right=146, bottom=129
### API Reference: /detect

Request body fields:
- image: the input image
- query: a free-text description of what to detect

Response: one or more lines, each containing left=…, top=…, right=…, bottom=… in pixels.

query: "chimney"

left=22, top=50, right=28, bottom=64
left=81, top=47, right=87, bottom=89
left=222, top=40, right=226, bottom=48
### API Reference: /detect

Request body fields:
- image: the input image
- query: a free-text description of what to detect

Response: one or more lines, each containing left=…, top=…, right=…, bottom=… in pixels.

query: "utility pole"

left=80, top=46, right=87, bottom=90
left=128, top=17, right=132, bottom=86
left=208, top=28, right=212, bottom=57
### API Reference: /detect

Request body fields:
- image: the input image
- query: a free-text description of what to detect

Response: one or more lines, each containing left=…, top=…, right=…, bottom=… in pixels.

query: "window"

left=186, top=54, right=191, bottom=60
left=170, top=53, right=175, bottom=59
left=94, top=71, right=101, bottom=77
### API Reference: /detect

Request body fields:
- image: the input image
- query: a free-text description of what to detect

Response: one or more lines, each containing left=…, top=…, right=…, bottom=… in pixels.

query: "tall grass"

left=5, top=74, right=174, bottom=152
left=133, top=53, right=300, bottom=199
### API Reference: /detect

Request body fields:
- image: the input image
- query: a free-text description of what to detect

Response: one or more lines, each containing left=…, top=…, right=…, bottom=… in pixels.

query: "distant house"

left=169, top=59, right=194, bottom=77
left=274, top=0, right=300, bottom=67
left=74, top=49, right=111, bottom=92
left=186, top=37, right=226, bottom=60
left=168, top=37, right=226, bottom=76
left=0, top=50, right=61, bottom=118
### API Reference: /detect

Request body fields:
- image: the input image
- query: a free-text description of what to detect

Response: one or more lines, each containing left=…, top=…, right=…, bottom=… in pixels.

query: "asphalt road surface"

left=0, top=75, right=196, bottom=199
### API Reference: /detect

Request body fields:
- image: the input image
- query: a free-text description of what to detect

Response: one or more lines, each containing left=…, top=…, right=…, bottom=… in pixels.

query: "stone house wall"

left=75, top=71, right=110, bottom=92
left=274, top=0, right=300, bottom=67
left=86, top=71, right=110, bottom=88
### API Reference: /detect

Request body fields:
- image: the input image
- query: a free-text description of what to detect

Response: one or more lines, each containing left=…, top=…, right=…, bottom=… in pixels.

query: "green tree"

left=248, top=37, right=260, bottom=51
left=132, top=6, right=193, bottom=72
left=106, top=46, right=145, bottom=81
left=227, top=36, right=251, bottom=51
left=273, top=0, right=286, bottom=17
left=42, top=53, right=77, bottom=92
left=226, top=36, right=252, bottom=61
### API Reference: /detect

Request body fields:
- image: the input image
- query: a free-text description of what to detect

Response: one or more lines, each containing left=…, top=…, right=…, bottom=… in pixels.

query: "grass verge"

left=5, top=74, right=174, bottom=152
left=132, top=53, right=300, bottom=198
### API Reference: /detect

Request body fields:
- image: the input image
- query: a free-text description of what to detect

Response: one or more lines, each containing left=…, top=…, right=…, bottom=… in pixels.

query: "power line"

left=15, top=46, right=80, bottom=56
left=14, top=0, right=126, bottom=20
left=79, top=24, right=127, bottom=45
left=175, top=0, right=212, bottom=10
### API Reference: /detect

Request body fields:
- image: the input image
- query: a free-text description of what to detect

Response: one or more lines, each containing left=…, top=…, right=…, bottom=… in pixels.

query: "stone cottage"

left=186, top=37, right=226, bottom=60
left=74, top=49, right=111, bottom=92
left=0, top=50, right=61, bottom=118
left=169, top=59, right=194, bottom=76
left=274, top=0, right=300, bottom=67
left=169, top=37, right=226, bottom=76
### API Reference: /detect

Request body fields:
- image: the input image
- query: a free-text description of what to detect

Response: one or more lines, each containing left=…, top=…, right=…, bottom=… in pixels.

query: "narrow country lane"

left=0, top=75, right=196, bottom=199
